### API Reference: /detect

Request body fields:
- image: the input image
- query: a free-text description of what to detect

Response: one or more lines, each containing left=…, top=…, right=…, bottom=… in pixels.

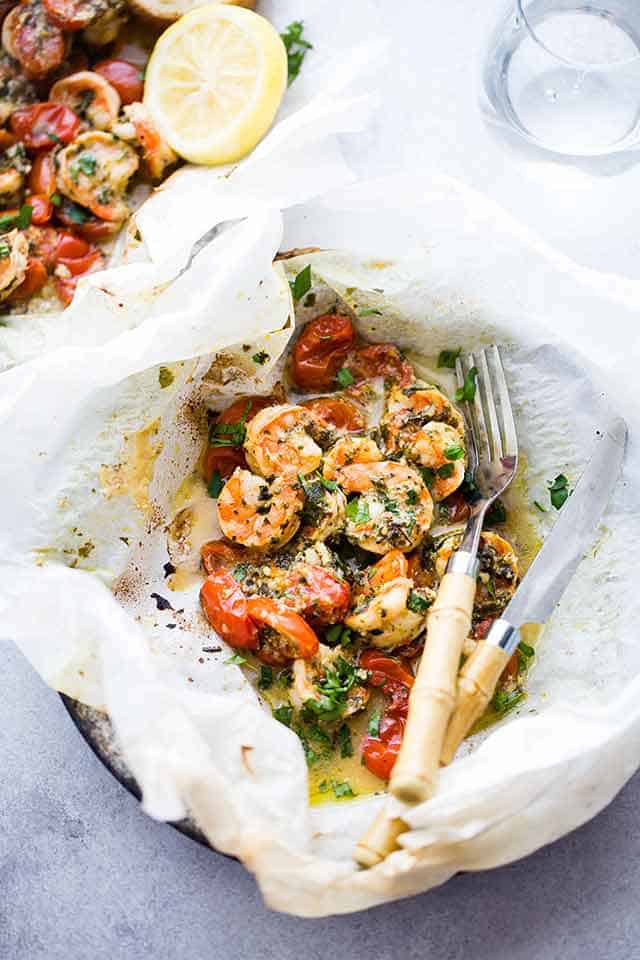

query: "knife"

left=440, top=414, right=628, bottom=764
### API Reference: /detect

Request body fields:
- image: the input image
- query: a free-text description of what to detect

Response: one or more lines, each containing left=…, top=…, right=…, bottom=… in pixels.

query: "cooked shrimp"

left=244, top=403, right=322, bottom=479
left=0, top=142, right=29, bottom=205
left=339, top=461, right=434, bottom=554
left=2, top=0, right=67, bottom=79
left=434, top=530, right=519, bottom=615
left=382, top=383, right=464, bottom=454
left=300, top=396, right=366, bottom=449
left=56, top=131, right=139, bottom=221
left=112, top=102, right=177, bottom=180
left=405, top=421, right=466, bottom=501
left=299, top=476, right=347, bottom=542
left=346, top=550, right=433, bottom=650
left=217, top=467, right=304, bottom=551
left=81, top=0, right=127, bottom=45
left=0, top=51, right=35, bottom=125
left=321, top=435, right=381, bottom=483
left=291, top=645, right=369, bottom=717
left=0, top=227, right=28, bottom=300
left=50, top=70, right=120, bottom=130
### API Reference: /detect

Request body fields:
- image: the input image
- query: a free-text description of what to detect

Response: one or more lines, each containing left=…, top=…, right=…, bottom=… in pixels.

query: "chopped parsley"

left=252, top=350, right=269, bottom=365
left=492, top=688, right=526, bottom=714
left=486, top=499, right=507, bottom=524
left=302, top=657, right=366, bottom=725
left=0, top=241, right=10, bottom=258
left=518, top=641, right=535, bottom=659
left=358, top=308, right=382, bottom=317
left=64, top=201, right=91, bottom=223
left=338, top=723, right=353, bottom=758
left=455, top=365, right=478, bottom=403
left=444, top=444, right=465, bottom=460
left=224, top=653, right=247, bottom=667
left=548, top=474, right=571, bottom=510
left=50, top=192, right=62, bottom=207
left=17, top=203, right=32, bottom=229
left=407, top=590, right=430, bottom=613
left=406, top=488, right=418, bottom=505
left=77, top=153, right=97, bottom=176
left=336, top=367, right=355, bottom=388
left=533, top=499, right=547, bottom=513
left=258, top=665, right=274, bottom=690
left=345, top=496, right=370, bottom=525
left=289, top=263, right=312, bottom=300
left=367, top=708, right=381, bottom=737
left=437, top=348, right=461, bottom=369
left=324, top=623, right=352, bottom=646
left=281, top=20, right=313, bottom=85
left=484, top=577, right=497, bottom=601
left=273, top=704, right=293, bottom=727
left=420, top=466, right=435, bottom=488
left=232, top=563, right=249, bottom=582
left=437, top=462, right=455, bottom=479
left=207, top=470, right=224, bottom=499
left=209, top=402, right=251, bottom=447
left=331, top=779, right=355, bottom=799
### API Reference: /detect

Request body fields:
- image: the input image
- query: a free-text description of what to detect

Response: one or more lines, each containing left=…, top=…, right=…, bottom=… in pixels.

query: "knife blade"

left=495, top=413, right=627, bottom=642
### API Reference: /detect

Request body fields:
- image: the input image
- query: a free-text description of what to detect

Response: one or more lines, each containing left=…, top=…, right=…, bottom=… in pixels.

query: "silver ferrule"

left=447, top=550, right=480, bottom=578
left=484, top=617, right=520, bottom=655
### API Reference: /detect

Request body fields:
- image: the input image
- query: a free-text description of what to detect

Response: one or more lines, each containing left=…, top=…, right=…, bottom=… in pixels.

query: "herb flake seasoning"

left=280, top=20, right=313, bottom=85
left=289, top=263, right=312, bottom=301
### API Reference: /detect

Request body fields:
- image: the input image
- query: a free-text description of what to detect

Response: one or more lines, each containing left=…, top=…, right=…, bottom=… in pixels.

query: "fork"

left=388, top=345, right=518, bottom=805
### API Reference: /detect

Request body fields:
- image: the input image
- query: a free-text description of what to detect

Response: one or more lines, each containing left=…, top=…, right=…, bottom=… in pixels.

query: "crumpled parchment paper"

left=2, top=155, right=640, bottom=915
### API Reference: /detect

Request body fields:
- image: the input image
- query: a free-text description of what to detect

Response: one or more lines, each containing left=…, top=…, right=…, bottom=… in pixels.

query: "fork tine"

left=466, top=351, right=491, bottom=462
left=490, top=345, right=518, bottom=458
left=455, top=355, right=478, bottom=472
left=478, top=349, right=503, bottom=461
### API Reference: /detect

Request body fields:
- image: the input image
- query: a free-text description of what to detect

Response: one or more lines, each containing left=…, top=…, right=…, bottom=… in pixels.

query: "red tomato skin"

left=54, top=275, right=76, bottom=306
left=55, top=231, right=90, bottom=259
left=0, top=130, right=17, bottom=150
left=28, top=154, right=56, bottom=196
left=246, top=598, right=319, bottom=660
left=202, top=446, right=247, bottom=483
left=7, top=257, right=47, bottom=302
left=201, top=570, right=259, bottom=650
left=285, top=563, right=351, bottom=625
left=361, top=716, right=406, bottom=780
left=94, top=59, right=144, bottom=104
left=24, top=225, right=59, bottom=267
left=54, top=201, right=122, bottom=242
left=347, top=343, right=414, bottom=387
left=43, top=0, right=94, bottom=30
left=360, top=650, right=415, bottom=691
left=28, top=194, right=53, bottom=225
left=290, top=314, right=355, bottom=390
left=200, top=540, right=247, bottom=575
left=216, top=394, right=275, bottom=426
left=300, top=396, right=365, bottom=434
left=10, top=103, right=80, bottom=150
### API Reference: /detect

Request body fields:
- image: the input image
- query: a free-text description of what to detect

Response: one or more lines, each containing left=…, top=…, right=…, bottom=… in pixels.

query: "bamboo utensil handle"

left=353, top=811, right=408, bottom=868
left=389, top=571, right=476, bottom=804
left=440, top=640, right=510, bottom=765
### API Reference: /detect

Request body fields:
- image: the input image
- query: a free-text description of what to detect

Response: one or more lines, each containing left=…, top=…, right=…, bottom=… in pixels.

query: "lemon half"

left=144, top=4, right=287, bottom=165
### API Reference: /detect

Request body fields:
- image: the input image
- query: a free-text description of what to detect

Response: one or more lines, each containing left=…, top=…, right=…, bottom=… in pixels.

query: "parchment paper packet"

left=2, top=171, right=640, bottom=917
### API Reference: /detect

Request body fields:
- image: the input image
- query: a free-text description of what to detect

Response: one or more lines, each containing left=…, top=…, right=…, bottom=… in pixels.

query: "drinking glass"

left=482, top=0, right=640, bottom=156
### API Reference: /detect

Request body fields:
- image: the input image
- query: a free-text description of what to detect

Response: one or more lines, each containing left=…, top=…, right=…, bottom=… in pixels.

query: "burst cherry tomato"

left=4, top=2, right=66, bottom=78
left=7, top=257, right=47, bottom=302
left=43, top=0, right=95, bottom=30
left=53, top=275, right=76, bottom=306
left=55, top=231, right=90, bottom=260
left=200, top=570, right=259, bottom=650
left=202, top=446, right=246, bottom=483
left=347, top=343, right=413, bottom=386
left=27, top=194, right=53, bottom=225
left=439, top=490, right=471, bottom=524
left=284, top=563, right=351, bottom=625
left=28, top=154, right=56, bottom=196
left=0, top=130, right=16, bottom=150
left=301, top=396, right=365, bottom=435
left=360, top=650, right=415, bottom=694
left=246, top=598, right=319, bottom=661
left=10, top=102, right=80, bottom=151
left=200, top=540, right=248, bottom=575
left=94, top=59, right=144, bottom=104
left=57, top=248, right=102, bottom=277
left=54, top=198, right=122, bottom=242
left=24, top=225, right=59, bottom=267
left=290, top=314, right=355, bottom=390
left=55, top=232, right=102, bottom=276
left=361, top=715, right=406, bottom=780
left=216, top=394, right=275, bottom=426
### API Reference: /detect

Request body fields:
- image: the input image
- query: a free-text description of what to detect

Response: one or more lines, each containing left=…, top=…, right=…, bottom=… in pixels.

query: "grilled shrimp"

left=321, top=435, right=381, bottom=483
left=2, top=0, right=67, bottom=79
left=0, top=142, right=29, bottom=206
left=0, top=227, right=28, bottom=300
left=291, top=645, right=369, bottom=717
left=56, top=131, right=138, bottom=221
left=345, top=550, right=433, bottom=650
left=50, top=70, right=120, bottom=129
left=382, top=383, right=464, bottom=454
left=0, top=51, right=36, bottom=124
left=339, top=460, right=434, bottom=554
left=299, top=476, right=347, bottom=542
left=217, top=467, right=304, bottom=551
left=434, top=530, right=519, bottom=616
left=406, top=421, right=466, bottom=501
left=112, top=102, right=177, bottom=180
left=300, top=396, right=366, bottom=449
left=244, top=403, right=323, bottom=479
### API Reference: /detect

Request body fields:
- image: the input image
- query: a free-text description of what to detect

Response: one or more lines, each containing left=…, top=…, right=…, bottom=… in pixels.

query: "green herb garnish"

left=420, top=466, right=435, bottom=488
left=367, top=708, right=381, bottom=737
left=438, top=348, right=461, bottom=369
left=207, top=470, right=224, bottom=499
left=407, top=590, right=430, bottom=613
left=486, top=499, right=507, bottom=524
left=289, top=263, right=312, bottom=300
left=50, top=192, right=62, bottom=207
left=77, top=153, right=97, bottom=177
left=258, top=665, right=274, bottom=690
left=437, top=462, right=455, bottom=479
left=533, top=500, right=547, bottom=513
left=273, top=704, right=293, bottom=727
left=338, top=723, right=353, bottom=758
left=324, top=623, right=352, bottom=647
left=17, top=203, right=32, bottom=229
left=358, top=308, right=382, bottom=317
left=492, top=688, right=526, bottom=714
left=0, top=241, right=10, bottom=258
left=331, top=779, right=355, bottom=799
left=232, top=563, right=249, bottom=582
left=336, top=367, right=355, bottom=388
left=455, top=365, right=478, bottom=403
left=548, top=474, right=571, bottom=510
left=518, top=641, right=535, bottom=659
left=224, top=653, right=247, bottom=666
left=252, top=350, right=269, bottom=365
left=209, top=402, right=251, bottom=448
left=345, top=496, right=370, bottom=525
left=444, top=444, right=465, bottom=460
left=281, top=20, right=313, bottom=85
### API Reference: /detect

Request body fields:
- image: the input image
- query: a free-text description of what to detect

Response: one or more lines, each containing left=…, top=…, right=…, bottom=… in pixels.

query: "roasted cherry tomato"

left=366, top=550, right=409, bottom=592
left=7, top=257, right=47, bottom=302
left=27, top=194, right=53, bottom=225
left=10, top=102, right=80, bottom=150
left=24, top=225, right=59, bottom=267
left=439, top=490, right=471, bottom=525
left=55, top=230, right=90, bottom=259
left=300, top=396, right=365, bottom=435
left=3, top=2, right=66, bottom=79
left=0, top=130, right=16, bottom=150
left=290, top=314, right=355, bottom=390
left=202, top=445, right=247, bottom=483
left=216, top=394, right=276, bottom=426
left=200, top=540, right=248, bottom=575
left=57, top=247, right=102, bottom=277
left=28, top=153, right=56, bottom=196
left=347, top=343, right=413, bottom=387
left=54, top=198, right=122, bottom=242
left=43, top=0, right=96, bottom=30
left=284, top=563, right=351, bottom=625
left=246, top=598, right=319, bottom=661
left=94, top=59, right=144, bottom=104
left=361, top=715, right=406, bottom=780
left=360, top=650, right=415, bottom=693
left=200, top=569, right=259, bottom=650
left=53, top=275, right=76, bottom=306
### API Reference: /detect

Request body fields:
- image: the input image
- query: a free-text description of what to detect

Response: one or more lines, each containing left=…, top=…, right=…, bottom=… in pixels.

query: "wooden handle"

left=353, top=811, right=408, bottom=868
left=389, top=572, right=476, bottom=804
left=440, top=641, right=510, bottom=765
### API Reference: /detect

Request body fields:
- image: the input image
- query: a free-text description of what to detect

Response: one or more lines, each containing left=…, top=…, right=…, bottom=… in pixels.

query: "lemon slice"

left=144, top=5, right=287, bottom=165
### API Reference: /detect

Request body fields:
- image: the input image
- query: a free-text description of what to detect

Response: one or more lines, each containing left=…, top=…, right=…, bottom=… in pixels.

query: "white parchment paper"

left=2, top=164, right=639, bottom=916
